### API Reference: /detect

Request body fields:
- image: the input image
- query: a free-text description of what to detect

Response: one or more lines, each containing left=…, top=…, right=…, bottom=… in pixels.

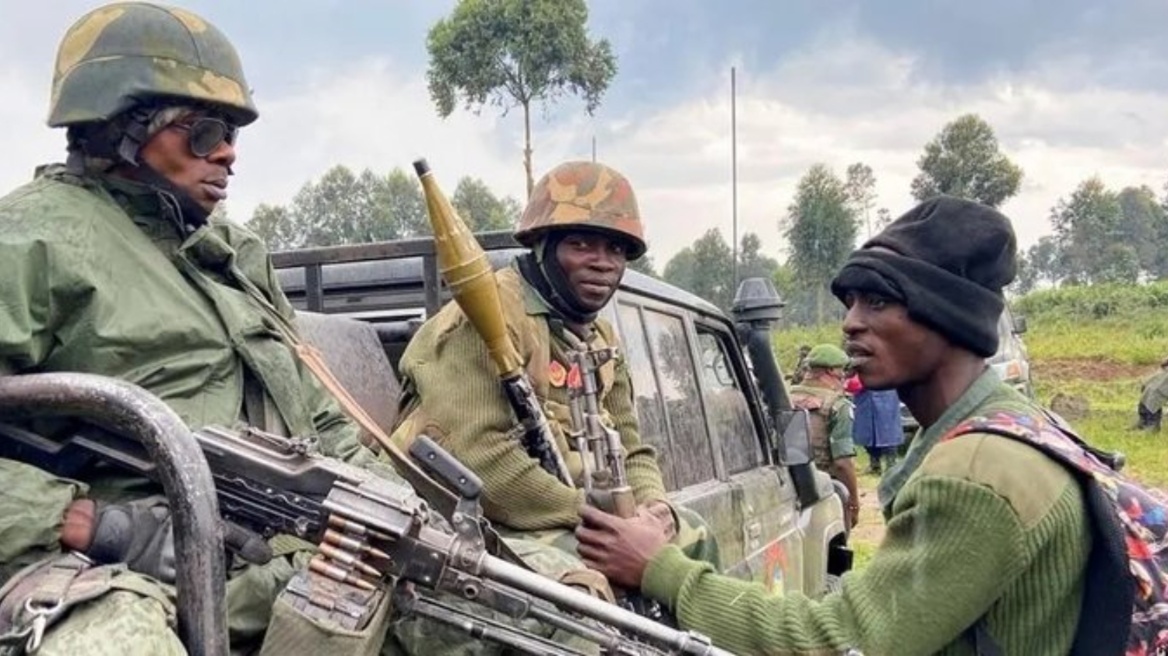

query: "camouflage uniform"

left=1, top=5, right=403, bottom=655
left=391, top=162, right=718, bottom=587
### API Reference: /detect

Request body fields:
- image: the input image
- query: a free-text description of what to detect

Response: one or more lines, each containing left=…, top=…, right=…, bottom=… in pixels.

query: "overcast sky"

left=3, top=1, right=1167, bottom=264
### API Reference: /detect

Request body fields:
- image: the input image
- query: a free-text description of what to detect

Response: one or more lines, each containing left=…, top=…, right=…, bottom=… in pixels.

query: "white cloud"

left=2, top=29, right=1165, bottom=272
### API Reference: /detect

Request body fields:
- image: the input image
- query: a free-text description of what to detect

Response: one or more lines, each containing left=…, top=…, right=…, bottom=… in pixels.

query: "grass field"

left=773, top=285, right=1168, bottom=569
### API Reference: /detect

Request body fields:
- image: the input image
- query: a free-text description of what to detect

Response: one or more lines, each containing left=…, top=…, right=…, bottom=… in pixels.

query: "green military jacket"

left=643, top=369, right=1091, bottom=655
left=392, top=265, right=668, bottom=531
left=0, top=165, right=366, bottom=570
left=788, top=378, right=855, bottom=471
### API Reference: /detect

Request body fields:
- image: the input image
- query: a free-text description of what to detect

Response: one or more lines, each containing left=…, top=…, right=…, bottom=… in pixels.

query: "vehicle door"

left=603, top=296, right=806, bottom=593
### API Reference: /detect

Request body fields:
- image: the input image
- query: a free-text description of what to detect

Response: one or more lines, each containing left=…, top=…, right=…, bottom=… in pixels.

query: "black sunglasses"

left=169, top=117, right=239, bottom=158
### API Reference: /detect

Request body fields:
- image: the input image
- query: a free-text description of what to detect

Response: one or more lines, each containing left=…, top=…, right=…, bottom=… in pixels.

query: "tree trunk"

left=815, top=285, right=825, bottom=325
left=523, top=100, right=534, bottom=199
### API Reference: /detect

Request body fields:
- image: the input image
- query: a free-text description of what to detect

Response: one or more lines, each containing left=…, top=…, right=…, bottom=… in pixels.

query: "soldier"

left=391, top=161, right=718, bottom=580
left=1136, top=357, right=1168, bottom=432
left=788, top=344, right=860, bottom=529
left=0, top=4, right=529, bottom=655
left=576, top=196, right=1093, bottom=655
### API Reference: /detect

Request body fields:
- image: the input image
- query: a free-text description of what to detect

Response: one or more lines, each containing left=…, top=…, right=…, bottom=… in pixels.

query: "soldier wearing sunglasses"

left=0, top=3, right=429, bottom=655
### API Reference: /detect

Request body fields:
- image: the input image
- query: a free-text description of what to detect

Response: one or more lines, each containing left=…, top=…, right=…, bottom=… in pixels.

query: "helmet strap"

left=517, top=234, right=599, bottom=326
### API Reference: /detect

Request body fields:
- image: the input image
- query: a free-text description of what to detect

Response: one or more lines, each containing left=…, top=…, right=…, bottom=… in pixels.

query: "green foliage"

left=782, top=164, right=858, bottom=324
left=737, top=232, right=779, bottom=282
left=661, top=231, right=776, bottom=312
left=384, top=169, right=428, bottom=237
left=910, top=114, right=1023, bottom=208
left=1024, top=180, right=1168, bottom=288
left=425, top=0, right=617, bottom=195
left=627, top=253, right=657, bottom=278
left=1049, top=177, right=1140, bottom=285
left=1013, top=282, right=1168, bottom=365
left=769, top=322, right=842, bottom=374
left=451, top=176, right=521, bottom=231
left=248, top=203, right=297, bottom=250
left=247, top=165, right=433, bottom=249
left=662, top=228, right=735, bottom=311
left=844, top=162, right=877, bottom=240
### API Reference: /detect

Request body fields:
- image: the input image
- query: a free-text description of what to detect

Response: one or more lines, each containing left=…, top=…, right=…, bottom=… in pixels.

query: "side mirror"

left=1013, top=314, right=1028, bottom=335
left=777, top=408, right=812, bottom=466
left=776, top=409, right=822, bottom=507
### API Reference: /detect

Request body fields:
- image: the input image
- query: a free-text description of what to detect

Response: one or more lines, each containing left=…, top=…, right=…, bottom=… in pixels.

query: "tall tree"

left=689, top=229, right=736, bottom=312
left=382, top=168, right=428, bottom=238
left=662, top=247, right=697, bottom=292
left=288, top=165, right=392, bottom=247
left=737, top=232, right=779, bottom=281
left=627, top=254, right=657, bottom=278
left=426, top=0, right=617, bottom=196
left=782, top=164, right=858, bottom=324
left=1050, top=177, right=1137, bottom=284
left=910, top=113, right=1023, bottom=208
left=1014, top=235, right=1061, bottom=293
left=1116, top=185, right=1166, bottom=277
left=452, top=176, right=522, bottom=231
left=844, top=163, right=877, bottom=240
left=248, top=203, right=299, bottom=251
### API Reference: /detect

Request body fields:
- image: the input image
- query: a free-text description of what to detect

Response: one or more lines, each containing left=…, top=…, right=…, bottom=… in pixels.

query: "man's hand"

left=62, top=496, right=272, bottom=584
left=847, top=502, right=861, bottom=530
left=576, top=505, right=671, bottom=589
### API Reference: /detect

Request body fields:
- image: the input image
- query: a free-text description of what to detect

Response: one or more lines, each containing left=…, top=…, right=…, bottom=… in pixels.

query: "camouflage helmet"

left=48, top=2, right=258, bottom=128
left=807, top=344, right=849, bottom=369
left=515, top=161, right=647, bottom=260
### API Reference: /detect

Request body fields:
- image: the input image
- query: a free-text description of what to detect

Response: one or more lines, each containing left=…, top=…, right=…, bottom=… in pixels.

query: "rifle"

left=0, top=372, right=729, bottom=656
left=562, top=331, right=673, bottom=626
left=413, top=158, right=573, bottom=486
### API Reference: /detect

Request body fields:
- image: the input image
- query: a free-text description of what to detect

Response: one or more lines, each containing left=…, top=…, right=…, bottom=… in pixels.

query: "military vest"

left=789, top=384, right=842, bottom=471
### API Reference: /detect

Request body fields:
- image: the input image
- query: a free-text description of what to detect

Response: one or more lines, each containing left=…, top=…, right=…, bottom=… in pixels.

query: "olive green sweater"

left=643, top=371, right=1091, bottom=655
left=392, top=265, right=668, bottom=530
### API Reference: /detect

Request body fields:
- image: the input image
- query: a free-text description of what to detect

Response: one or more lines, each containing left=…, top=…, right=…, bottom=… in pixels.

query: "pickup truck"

left=271, top=231, right=852, bottom=597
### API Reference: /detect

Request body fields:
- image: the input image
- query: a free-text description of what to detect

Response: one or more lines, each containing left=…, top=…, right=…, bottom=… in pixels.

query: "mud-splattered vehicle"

left=273, top=231, right=853, bottom=597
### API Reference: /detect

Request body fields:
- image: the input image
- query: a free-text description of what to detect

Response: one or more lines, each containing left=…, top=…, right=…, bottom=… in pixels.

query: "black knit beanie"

left=830, top=196, right=1017, bottom=358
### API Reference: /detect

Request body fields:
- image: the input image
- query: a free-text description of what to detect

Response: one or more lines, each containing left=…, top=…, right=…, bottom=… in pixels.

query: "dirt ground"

left=1033, top=358, right=1148, bottom=383
left=849, top=471, right=887, bottom=548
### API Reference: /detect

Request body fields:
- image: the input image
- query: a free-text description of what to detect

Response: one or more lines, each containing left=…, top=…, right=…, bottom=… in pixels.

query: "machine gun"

left=0, top=373, right=729, bottom=656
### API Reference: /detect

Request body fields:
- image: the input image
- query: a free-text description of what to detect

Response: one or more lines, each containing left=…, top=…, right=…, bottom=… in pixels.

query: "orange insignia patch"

left=549, top=361, right=567, bottom=388
left=567, top=363, right=583, bottom=390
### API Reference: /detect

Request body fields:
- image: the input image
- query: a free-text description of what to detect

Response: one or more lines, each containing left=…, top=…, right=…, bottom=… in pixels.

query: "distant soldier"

left=787, top=344, right=860, bottom=529
left=1137, top=356, right=1168, bottom=432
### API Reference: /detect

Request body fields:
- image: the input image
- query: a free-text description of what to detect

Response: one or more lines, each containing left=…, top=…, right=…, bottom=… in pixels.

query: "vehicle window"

left=697, top=328, right=762, bottom=475
left=615, top=302, right=677, bottom=490
left=641, top=308, right=716, bottom=487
